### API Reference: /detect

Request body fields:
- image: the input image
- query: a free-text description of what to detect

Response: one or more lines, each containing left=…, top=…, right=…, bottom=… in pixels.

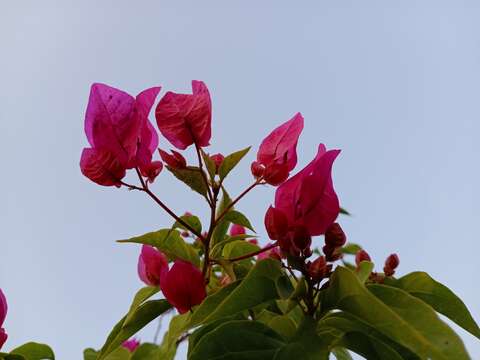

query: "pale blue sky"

left=1, top=1, right=479, bottom=359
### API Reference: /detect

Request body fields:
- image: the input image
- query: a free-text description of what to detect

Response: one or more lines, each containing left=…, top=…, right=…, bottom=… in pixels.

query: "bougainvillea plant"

left=1, top=81, right=479, bottom=360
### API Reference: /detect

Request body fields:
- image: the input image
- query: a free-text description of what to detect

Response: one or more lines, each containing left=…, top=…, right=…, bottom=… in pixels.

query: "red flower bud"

left=264, top=206, right=289, bottom=240
left=308, top=256, right=331, bottom=282
left=248, top=239, right=258, bottom=246
left=322, top=245, right=342, bottom=262
left=160, top=260, right=207, bottom=314
left=290, top=225, right=312, bottom=253
left=251, top=161, right=265, bottom=178
left=384, top=253, right=400, bottom=276
left=229, top=224, right=246, bottom=236
left=139, top=161, right=163, bottom=183
left=137, top=245, right=168, bottom=287
left=355, top=249, right=371, bottom=266
left=210, top=153, right=224, bottom=173
left=325, top=223, right=346, bottom=248
left=159, top=149, right=187, bottom=169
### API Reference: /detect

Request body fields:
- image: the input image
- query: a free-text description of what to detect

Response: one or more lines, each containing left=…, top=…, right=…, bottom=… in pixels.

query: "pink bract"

left=155, top=81, right=212, bottom=150
left=0, top=289, right=7, bottom=350
left=160, top=260, right=206, bottom=314
left=122, top=338, right=140, bottom=352
left=137, top=245, right=168, bottom=287
left=229, top=224, right=246, bottom=236
left=274, top=144, right=340, bottom=236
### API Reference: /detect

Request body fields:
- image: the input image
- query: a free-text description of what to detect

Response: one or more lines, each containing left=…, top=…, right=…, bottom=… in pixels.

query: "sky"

left=1, top=1, right=479, bottom=359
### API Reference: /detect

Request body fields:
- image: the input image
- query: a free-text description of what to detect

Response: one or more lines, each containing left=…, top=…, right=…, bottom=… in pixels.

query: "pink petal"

left=160, top=260, right=206, bottom=314
left=80, top=148, right=126, bottom=187
left=135, top=87, right=161, bottom=168
left=274, top=144, right=340, bottom=235
left=137, top=245, right=168, bottom=287
left=122, top=338, right=140, bottom=352
left=155, top=81, right=211, bottom=150
left=0, top=328, right=6, bottom=350
left=0, top=289, right=7, bottom=327
left=229, top=224, right=246, bottom=236
left=257, top=113, right=304, bottom=170
left=84, top=83, right=138, bottom=167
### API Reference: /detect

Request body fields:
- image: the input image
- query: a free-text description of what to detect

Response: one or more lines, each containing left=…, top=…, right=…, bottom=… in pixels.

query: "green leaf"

left=9, top=343, right=55, bottom=360
left=324, top=266, right=470, bottom=360
left=218, top=146, right=251, bottom=180
left=356, top=261, right=373, bottom=283
left=158, top=313, right=191, bottom=360
left=131, top=343, right=159, bottom=360
left=200, top=149, right=217, bottom=179
left=125, top=286, right=159, bottom=323
left=332, top=348, right=353, bottom=360
left=319, top=312, right=418, bottom=360
left=173, top=214, right=202, bottom=235
left=222, top=240, right=260, bottom=260
left=98, top=300, right=172, bottom=359
left=212, top=189, right=233, bottom=247
left=83, top=348, right=98, bottom=360
left=165, top=165, right=208, bottom=197
left=387, top=271, right=480, bottom=339
left=339, top=207, right=351, bottom=216
left=189, top=320, right=285, bottom=360
left=223, top=210, right=255, bottom=232
left=340, top=243, right=361, bottom=255
left=190, top=259, right=287, bottom=326
left=118, top=229, right=200, bottom=267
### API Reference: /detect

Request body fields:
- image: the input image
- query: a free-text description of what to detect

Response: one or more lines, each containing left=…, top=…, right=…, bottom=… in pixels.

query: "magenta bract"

left=229, top=224, right=246, bottom=236
left=160, top=260, right=206, bottom=314
left=81, top=83, right=160, bottom=186
left=122, top=338, right=140, bottom=352
left=155, top=81, right=212, bottom=150
left=137, top=245, right=168, bottom=287
left=255, top=113, right=304, bottom=185
left=159, top=149, right=187, bottom=169
left=0, top=289, right=7, bottom=349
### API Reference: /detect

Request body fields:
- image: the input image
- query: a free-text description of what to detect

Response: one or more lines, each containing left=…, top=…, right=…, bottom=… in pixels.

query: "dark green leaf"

left=324, top=266, right=470, bottom=360
left=387, top=271, right=480, bottom=339
left=83, top=348, right=98, bottom=360
left=222, top=240, right=259, bottom=260
left=332, top=348, right=353, bottom=360
left=158, top=313, right=191, bottom=360
left=339, top=207, right=351, bottom=216
left=166, top=165, right=208, bottom=197
left=98, top=300, right=172, bottom=359
left=189, top=320, right=285, bottom=360
left=218, top=147, right=251, bottom=180
left=9, top=343, right=55, bottom=360
left=190, top=259, right=286, bottom=326
left=223, top=210, right=255, bottom=232
left=173, top=214, right=202, bottom=235
left=125, top=286, right=159, bottom=323
left=131, top=343, right=159, bottom=360
left=356, top=261, right=373, bottom=283
left=118, top=229, right=200, bottom=267
left=212, top=189, right=233, bottom=247
left=200, top=149, right=217, bottom=180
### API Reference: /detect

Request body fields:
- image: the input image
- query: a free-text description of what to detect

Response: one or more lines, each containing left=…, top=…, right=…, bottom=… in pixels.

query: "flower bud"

left=308, top=256, right=330, bottom=282
left=383, top=253, right=400, bottom=276
left=290, top=225, right=312, bottom=253
left=257, top=243, right=282, bottom=261
left=325, top=223, right=346, bottom=248
left=139, top=161, right=163, bottom=183
left=160, top=260, right=207, bottom=314
left=122, top=338, right=140, bottom=352
left=322, top=245, right=342, bottom=262
left=137, top=245, right=168, bottom=287
left=181, top=231, right=190, bottom=238
left=355, top=249, right=371, bottom=266
left=248, top=239, right=258, bottom=245
left=229, top=224, right=246, bottom=236
left=251, top=161, right=265, bottom=178
left=210, top=153, right=224, bottom=173
left=159, top=149, right=187, bottom=169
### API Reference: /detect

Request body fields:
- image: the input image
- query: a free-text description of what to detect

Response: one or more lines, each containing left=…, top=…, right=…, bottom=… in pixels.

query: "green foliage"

left=324, top=266, right=470, bottom=360
left=386, top=271, right=480, bottom=339
left=165, top=165, right=209, bottom=198
left=340, top=243, right=362, bottom=255
left=218, top=147, right=251, bottom=181
left=200, top=149, right=217, bottom=180
left=222, top=210, right=255, bottom=232
left=0, top=343, right=55, bottom=360
left=173, top=214, right=202, bottom=235
left=97, top=299, right=171, bottom=359
left=211, top=188, right=233, bottom=247
left=157, top=313, right=191, bottom=360
left=118, top=229, right=200, bottom=267
left=355, top=261, right=373, bottom=283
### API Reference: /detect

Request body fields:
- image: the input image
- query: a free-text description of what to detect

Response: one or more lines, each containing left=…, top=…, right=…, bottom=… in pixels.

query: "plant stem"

left=194, top=143, right=214, bottom=205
